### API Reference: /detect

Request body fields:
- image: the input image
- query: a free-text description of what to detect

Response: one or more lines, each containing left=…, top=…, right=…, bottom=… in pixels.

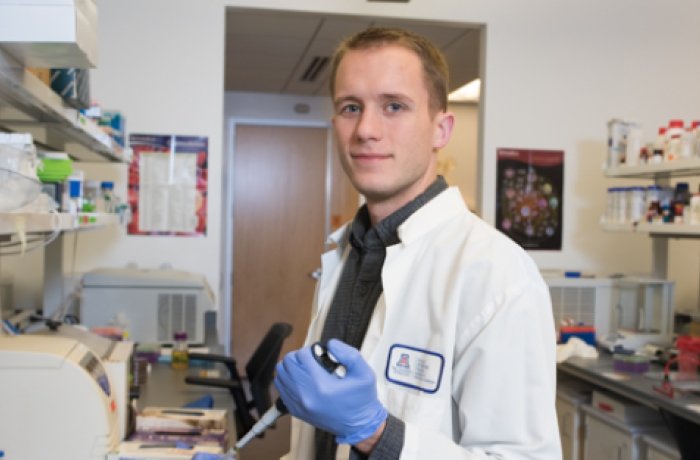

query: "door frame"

left=220, top=118, right=333, bottom=354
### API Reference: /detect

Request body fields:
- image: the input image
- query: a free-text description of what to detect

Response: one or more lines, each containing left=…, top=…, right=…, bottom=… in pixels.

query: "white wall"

left=441, top=103, right=479, bottom=213
left=67, top=1, right=226, bottom=308
left=6, top=0, right=700, bottom=321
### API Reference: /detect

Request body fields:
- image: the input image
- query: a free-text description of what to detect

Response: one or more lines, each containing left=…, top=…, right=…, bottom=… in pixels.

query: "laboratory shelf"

left=637, top=222, right=700, bottom=238
left=0, top=212, right=119, bottom=236
left=0, top=46, right=123, bottom=163
left=601, top=221, right=700, bottom=238
left=604, top=158, right=700, bottom=179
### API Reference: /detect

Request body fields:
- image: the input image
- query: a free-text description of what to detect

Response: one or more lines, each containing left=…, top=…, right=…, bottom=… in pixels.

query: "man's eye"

left=340, top=104, right=361, bottom=114
left=386, top=102, right=404, bottom=113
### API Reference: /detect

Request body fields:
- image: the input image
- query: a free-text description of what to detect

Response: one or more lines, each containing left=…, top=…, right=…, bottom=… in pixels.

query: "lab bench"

left=558, top=354, right=700, bottom=459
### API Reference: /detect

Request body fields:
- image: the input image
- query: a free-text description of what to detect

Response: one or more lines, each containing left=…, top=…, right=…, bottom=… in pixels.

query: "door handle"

left=308, top=267, right=322, bottom=280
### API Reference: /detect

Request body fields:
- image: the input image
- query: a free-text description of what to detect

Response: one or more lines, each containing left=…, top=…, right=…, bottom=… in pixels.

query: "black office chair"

left=185, top=322, right=293, bottom=439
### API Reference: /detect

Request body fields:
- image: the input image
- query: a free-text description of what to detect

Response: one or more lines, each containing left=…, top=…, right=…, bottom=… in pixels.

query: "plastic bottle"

left=82, top=180, right=100, bottom=212
left=100, top=181, right=115, bottom=213
left=171, top=331, right=189, bottom=370
left=680, top=126, right=694, bottom=159
left=690, top=193, right=700, bottom=225
left=607, top=119, right=627, bottom=167
left=652, top=127, right=667, bottom=163
left=665, top=119, right=684, bottom=162
left=629, top=186, right=646, bottom=223
left=66, top=177, right=82, bottom=214
left=673, top=182, right=691, bottom=223
left=605, top=187, right=616, bottom=222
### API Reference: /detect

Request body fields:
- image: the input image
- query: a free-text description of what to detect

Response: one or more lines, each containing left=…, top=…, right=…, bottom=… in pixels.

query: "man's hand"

left=274, top=339, right=388, bottom=445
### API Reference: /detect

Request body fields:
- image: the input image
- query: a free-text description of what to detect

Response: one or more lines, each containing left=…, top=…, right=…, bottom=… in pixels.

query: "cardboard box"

left=26, top=67, right=51, bottom=86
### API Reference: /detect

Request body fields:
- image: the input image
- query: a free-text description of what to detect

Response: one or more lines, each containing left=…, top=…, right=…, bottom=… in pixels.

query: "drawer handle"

left=597, top=402, right=614, bottom=412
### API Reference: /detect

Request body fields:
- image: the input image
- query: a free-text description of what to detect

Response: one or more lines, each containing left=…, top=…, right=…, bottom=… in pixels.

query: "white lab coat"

left=283, top=187, right=561, bottom=460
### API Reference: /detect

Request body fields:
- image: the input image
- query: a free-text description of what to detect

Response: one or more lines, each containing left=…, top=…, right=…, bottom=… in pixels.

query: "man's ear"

left=432, top=111, right=455, bottom=150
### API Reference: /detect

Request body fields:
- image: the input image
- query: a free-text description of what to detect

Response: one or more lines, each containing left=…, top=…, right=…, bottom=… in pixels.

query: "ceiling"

left=224, top=8, right=481, bottom=98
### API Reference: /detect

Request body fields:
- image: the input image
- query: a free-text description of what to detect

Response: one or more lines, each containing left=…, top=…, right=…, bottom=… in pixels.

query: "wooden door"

left=232, top=124, right=356, bottom=368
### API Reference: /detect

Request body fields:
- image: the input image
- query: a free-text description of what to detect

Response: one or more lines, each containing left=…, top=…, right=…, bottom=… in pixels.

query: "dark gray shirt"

left=315, top=177, right=448, bottom=460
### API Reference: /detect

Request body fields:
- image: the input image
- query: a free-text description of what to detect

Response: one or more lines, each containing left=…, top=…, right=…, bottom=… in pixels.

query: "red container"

left=676, top=335, right=700, bottom=374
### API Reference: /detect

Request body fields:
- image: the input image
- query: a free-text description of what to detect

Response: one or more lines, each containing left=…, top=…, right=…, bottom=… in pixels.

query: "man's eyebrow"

left=379, top=93, right=412, bottom=101
left=333, top=95, right=361, bottom=106
left=334, top=93, right=414, bottom=105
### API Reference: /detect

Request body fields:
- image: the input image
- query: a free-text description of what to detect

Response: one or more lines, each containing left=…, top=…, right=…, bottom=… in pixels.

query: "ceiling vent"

left=301, top=56, right=330, bottom=82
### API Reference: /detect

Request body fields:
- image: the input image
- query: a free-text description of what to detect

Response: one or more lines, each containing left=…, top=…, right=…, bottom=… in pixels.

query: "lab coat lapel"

left=306, top=225, right=350, bottom=343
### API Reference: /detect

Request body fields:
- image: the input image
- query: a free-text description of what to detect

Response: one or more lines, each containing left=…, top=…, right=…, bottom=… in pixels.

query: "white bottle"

left=665, top=119, right=684, bottom=162
left=680, top=126, right=694, bottom=159
left=690, top=193, right=700, bottom=225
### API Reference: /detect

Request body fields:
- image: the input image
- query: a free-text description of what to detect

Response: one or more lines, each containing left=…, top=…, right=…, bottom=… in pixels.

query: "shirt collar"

left=349, top=176, right=448, bottom=250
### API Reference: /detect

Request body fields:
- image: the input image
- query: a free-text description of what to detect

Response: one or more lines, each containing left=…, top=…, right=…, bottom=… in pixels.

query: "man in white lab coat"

left=274, top=27, right=561, bottom=459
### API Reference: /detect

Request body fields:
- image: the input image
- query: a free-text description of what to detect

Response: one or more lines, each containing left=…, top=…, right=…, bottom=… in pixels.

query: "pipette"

left=233, top=342, right=347, bottom=451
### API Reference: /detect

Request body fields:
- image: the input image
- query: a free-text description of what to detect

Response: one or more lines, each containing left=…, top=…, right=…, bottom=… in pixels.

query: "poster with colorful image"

left=128, top=134, right=208, bottom=236
left=496, top=148, right=563, bottom=250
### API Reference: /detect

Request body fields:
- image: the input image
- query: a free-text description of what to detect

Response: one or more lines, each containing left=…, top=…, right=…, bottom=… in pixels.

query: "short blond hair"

left=330, top=27, right=450, bottom=113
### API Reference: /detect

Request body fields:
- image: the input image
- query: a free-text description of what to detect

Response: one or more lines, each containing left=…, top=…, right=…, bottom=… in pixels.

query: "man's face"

left=332, top=45, right=453, bottom=214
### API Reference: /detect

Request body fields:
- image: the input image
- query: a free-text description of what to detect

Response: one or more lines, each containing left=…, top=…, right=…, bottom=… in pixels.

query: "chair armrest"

left=188, top=353, right=240, bottom=381
left=188, top=352, right=236, bottom=366
left=184, top=376, right=243, bottom=389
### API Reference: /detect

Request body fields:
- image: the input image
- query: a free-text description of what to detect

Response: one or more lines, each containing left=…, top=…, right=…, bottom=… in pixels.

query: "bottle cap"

left=69, top=179, right=82, bottom=198
left=669, top=119, right=684, bottom=129
left=174, top=331, right=188, bottom=341
left=101, top=181, right=114, bottom=190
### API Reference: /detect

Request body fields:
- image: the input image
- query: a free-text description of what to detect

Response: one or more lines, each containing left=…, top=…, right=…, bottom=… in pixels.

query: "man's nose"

left=354, top=108, right=382, bottom=141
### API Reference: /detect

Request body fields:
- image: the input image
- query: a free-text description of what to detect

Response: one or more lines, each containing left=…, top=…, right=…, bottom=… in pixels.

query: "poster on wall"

left=495, top=148, right=563, bottom=250
left=127, top=134, right=208, bottom=236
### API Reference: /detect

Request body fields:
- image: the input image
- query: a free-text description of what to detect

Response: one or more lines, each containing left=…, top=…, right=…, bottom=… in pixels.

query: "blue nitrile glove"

left=274, top=339, right=388, bottom=445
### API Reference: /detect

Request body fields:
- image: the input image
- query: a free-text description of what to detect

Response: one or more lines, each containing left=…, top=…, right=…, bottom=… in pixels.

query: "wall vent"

left=157, top=293, right=197, bottom=341
left=301, top=56, right=329, bottom=82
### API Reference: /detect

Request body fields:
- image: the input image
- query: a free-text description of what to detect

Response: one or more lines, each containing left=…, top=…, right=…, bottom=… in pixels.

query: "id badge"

left=385, top=344, right=444, bottom=394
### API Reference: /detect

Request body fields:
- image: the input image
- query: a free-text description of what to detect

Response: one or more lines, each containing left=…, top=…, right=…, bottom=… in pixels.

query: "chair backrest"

left=245, top=322, right=293, bottom=417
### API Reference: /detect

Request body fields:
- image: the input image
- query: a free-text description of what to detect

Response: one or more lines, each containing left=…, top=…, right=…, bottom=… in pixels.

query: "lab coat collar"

left=326, top=223, right=350, bottom=251
left=326, top=187, right=467, bottom=249
left=396, top=187, right=468, bottom=245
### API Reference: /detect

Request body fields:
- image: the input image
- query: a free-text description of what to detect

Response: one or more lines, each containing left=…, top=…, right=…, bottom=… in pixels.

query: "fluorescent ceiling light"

left=448, top=79, right=480, bottom=103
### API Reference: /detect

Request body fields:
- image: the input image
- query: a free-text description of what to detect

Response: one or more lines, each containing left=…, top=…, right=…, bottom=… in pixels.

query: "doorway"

left=228, top=121, right=357, bottom=365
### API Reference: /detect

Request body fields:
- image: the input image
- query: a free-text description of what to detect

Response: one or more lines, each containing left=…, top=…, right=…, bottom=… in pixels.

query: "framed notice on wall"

left=495, top=148, right=563, bottom=250
left=127, top=134, right=208, bottom=236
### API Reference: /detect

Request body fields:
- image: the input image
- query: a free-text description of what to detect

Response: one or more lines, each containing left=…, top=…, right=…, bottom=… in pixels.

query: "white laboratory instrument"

left=0, top=334, right=119, bottom=459
left=34, top=324, right=134, bottom=441
left=81, top=267, right=216, bottom=344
